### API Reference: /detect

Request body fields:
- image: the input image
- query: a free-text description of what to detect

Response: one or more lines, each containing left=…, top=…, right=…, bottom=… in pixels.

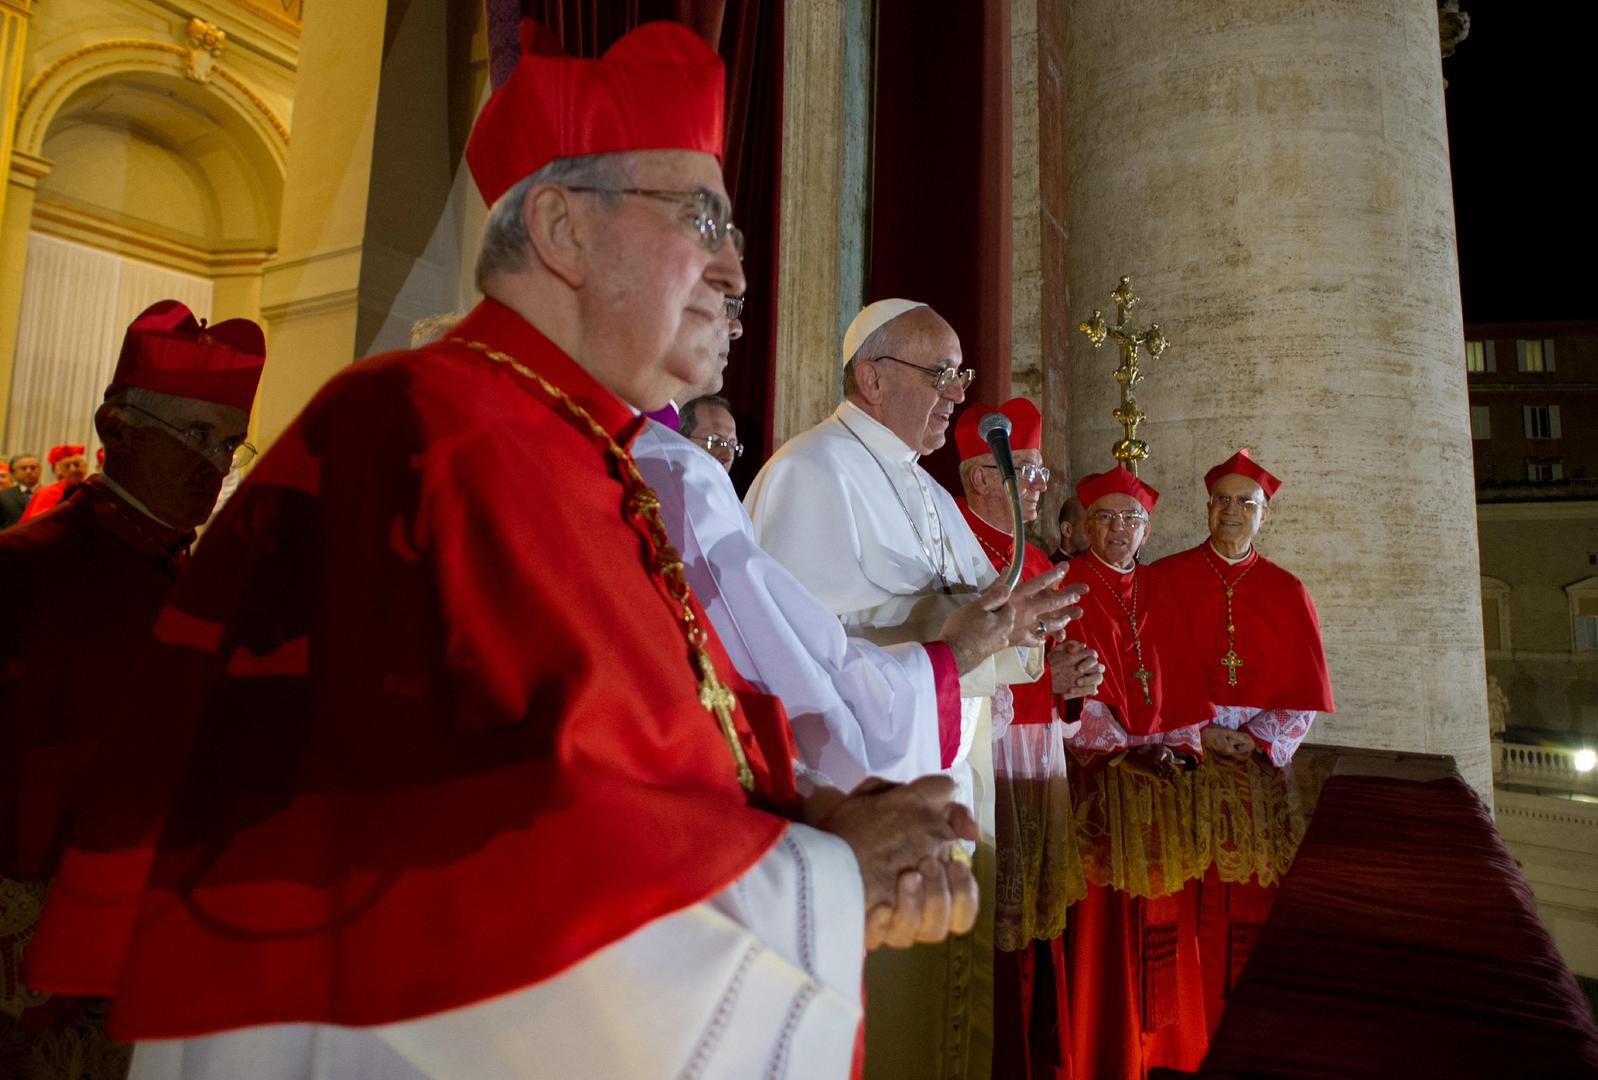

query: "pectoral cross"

left=1131, top=665, right=1154, bottom=704
left=1219, top=649, right=1243, bottom=687
left=697, top=648, right=755, bottom=792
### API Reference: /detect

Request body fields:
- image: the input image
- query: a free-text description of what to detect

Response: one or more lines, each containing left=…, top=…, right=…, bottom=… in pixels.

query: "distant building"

left=1470, top=323, right=1598, bottom=989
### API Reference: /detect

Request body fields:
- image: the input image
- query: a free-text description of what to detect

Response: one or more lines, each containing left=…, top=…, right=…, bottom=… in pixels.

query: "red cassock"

left=0, top=478, right=191, bottom=881
left=1148, top=543, right=1334, bottom=722
left=26, top=299, right=800, bottom=1041
left=955, top=497, right=1057, bottom=726
left=17, top=479, right=70, bottom=523
left=1059, top=555, right=1186, bottom=749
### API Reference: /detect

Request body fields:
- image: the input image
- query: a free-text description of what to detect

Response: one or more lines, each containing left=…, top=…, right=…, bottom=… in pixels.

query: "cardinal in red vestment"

left=954, top=399, right=1104, bottom=1080
left=0, top=299, right=264, bottom=1076
left=1057, top=464, right=1210, bottom=1079
left=1147, top=448, right=1335, bottom=1038
left=18, top=445, right=90, bottom=523
left=26, top=23, right=978, bottom=1079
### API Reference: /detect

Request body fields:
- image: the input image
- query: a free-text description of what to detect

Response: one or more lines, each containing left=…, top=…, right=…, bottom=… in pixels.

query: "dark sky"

left=1443, top=4, right=1594, bottom=325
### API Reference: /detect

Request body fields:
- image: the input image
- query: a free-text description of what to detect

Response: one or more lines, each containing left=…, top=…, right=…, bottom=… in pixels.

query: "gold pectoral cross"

left=1220, top=649, right=1243, bottom=686
left=697, top=648, right=755, bottom=793
left=1131, top=666, right=1154, bottom=704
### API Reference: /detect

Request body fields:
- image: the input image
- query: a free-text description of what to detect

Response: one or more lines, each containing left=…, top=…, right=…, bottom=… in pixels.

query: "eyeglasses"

left=124, top=402, right=258, bottom=470
left=979, top=463, right=1050, bottom=485
left=871, top=355, right=976, bottom=392
left=1088, top=510, right=1149, bottom=528
left=690, top=433, right=744, bottom=459
left=566, top=186, right=744, bottom=257
left=1208, top=494, right=1263, bottom=513
left=724, top=295, right=746, bottom=321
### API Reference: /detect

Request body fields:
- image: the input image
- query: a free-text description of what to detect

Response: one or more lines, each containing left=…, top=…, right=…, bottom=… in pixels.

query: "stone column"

left=0, top=0, right=30, bottom=229
left=254, top=0, right=388, bottom=449
left=771, top=0, right=872, bottom=449
left=0, top=150, right=45, bottom=438
left=1062, top=0, right=1490, bottom=795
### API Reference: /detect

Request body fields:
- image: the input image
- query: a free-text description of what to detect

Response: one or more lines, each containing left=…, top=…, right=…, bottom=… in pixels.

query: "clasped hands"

left=807, top=775, right=980, bottom=950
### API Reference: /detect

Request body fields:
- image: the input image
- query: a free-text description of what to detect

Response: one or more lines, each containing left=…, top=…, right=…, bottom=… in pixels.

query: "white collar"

left=836, top=400, right=919, bottom=465
left=1208, top=541, right=1253, bottom=565
left=1090, top=550, right=1136, bottom=575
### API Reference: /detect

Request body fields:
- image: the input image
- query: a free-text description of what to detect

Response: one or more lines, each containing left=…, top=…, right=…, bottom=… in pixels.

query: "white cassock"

left=129, top=824, right=863, bottom=1080
left=744, top=400, right=1040, bottom=1080
left=632, top=419, right=961, bottom=791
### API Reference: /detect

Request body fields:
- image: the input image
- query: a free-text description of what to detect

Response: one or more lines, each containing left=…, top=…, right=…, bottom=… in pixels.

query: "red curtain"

left=483, top=1, right=784, bottom=489
left=869, top=0, right=1012, bottom=491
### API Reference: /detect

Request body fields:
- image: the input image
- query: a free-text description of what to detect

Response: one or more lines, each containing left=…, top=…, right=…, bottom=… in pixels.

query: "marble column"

left=1062, top=0, right=1490, bottom=795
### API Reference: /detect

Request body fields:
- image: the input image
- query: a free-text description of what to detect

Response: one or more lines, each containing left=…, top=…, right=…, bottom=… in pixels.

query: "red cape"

left=0, top=478, right=191, bottom=879
left=1060, top=554, right=1180, bottom=737
left=1148, top=543, right=1334, bottom=716
left=17, top=478, right=71, bottom=522
left=956, top=497, right=1056, bottom=725
left=28, top=300, right=798, bottom=1039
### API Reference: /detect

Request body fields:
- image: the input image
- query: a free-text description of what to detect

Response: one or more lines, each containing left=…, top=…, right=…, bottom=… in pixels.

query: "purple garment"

left=644, top=402, right=680, bottom=430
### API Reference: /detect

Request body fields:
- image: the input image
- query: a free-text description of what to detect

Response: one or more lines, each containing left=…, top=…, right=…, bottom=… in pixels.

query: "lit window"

left=1523, top=405, right=1562, bottom=439
left=1470, top=405, right=1491, bottom=440
left=1516, top=338, right=1557, bottom=372
left=1466, top=341, right=1485, bottom=373
left=1567, top=578, right=1598, bottom=653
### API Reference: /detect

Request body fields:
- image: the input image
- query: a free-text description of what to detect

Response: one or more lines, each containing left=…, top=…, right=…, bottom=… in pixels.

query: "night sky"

left=1443, top=4, right=1595, bottom=325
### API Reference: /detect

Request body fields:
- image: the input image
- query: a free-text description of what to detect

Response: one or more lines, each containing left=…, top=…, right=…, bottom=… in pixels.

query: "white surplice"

left=632, top=419, right=957, bottom=791
left=744, top=400, right=1038, bottom=1080
left=128, top=824, right=863, bottom=1080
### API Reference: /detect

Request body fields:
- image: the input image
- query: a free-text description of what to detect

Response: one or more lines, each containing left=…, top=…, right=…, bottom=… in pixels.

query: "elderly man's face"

left=54, top=455, right=88, bottom=485
left=1083, top=492, right=1150, bottom=568
left=101, top=393, right=250, bottom=530
left=688, top=403, right=739, bottom=472
left=1206, top=473, right=1268, bottom=549
left=12, top=457, right=40, bottom=488
left=865, top=309, right=966, bottom=455
left=579, top=150, right=746, bottom=411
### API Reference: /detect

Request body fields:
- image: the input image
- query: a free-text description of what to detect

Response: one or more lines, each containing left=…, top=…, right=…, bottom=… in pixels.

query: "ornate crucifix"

left=697, top=647, right=755, bottom=792
left=1131, top=663, right=1154, bottom=704
left=1219, top=649, right=1243, bottom=686
left=1076, top=276, right=1170, bottom=476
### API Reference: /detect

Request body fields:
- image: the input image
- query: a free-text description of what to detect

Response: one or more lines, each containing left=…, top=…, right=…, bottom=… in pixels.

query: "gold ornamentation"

left=1205, top=551, right=1257, bottom=687
left=1077, top=276, right=1170, bottom=476
left=451, top=339, right=756, bottom=793
left=184, top=18, right=226, bottom=83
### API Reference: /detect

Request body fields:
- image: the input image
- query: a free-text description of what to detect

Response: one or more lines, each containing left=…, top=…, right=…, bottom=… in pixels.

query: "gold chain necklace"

left=1083, top=558, right=1153, bottom=704
left=451, top=338, right=755, bottom=793
left=1203, top=549, right=1256, bottom=687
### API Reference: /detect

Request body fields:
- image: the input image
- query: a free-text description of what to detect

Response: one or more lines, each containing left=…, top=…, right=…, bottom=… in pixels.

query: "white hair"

left=474, top=152, right=635, bottom=289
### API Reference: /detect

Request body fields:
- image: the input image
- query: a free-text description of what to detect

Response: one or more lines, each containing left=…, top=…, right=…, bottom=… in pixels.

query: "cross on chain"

left=696, top=647, right=755, bottom=792
left=1131, top=665, right=1154, bottom=704
left=1219, top=649, right=1243, bottom=686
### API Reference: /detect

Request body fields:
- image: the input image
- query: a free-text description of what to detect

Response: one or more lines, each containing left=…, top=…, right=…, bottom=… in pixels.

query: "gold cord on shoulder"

left=451, top=338, right=756, bottom=793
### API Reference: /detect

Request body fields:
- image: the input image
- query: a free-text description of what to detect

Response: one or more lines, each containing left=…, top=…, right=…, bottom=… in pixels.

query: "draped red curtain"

left=868, top=0, right=1012, bottom=491
left=483, top=0, right=784, bottom=490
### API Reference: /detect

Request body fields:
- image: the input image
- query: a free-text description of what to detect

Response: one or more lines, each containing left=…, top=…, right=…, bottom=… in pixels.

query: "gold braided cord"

left=451, top=339, right=755, bottom=793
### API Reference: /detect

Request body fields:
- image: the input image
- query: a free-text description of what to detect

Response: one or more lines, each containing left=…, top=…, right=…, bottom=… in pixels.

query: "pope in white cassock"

left=745, top=299, right=1067, bottom=1080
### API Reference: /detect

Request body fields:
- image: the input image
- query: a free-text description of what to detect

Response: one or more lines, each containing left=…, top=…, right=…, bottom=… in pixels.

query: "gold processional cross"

left=1077, top=276, right=1169, bottom=476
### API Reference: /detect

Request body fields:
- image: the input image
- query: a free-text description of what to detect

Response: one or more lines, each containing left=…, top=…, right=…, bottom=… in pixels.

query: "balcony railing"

left=1493, top=739, right=1598, bottom=795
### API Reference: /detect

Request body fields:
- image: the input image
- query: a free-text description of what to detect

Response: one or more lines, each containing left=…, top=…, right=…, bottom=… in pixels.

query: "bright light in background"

left=1575, top=749, right=1598, bottom=773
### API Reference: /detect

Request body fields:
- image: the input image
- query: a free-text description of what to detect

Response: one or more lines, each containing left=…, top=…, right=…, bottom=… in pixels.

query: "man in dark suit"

left=0, top=453, right=41, bottom=528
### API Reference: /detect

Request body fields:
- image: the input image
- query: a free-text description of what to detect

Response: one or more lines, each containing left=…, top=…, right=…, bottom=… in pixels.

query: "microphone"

left=977, top=412, right=1026, bottom=591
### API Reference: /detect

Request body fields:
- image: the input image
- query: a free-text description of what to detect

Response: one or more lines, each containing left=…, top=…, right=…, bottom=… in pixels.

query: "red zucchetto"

left=46, top=445, right=85, bottom=466
left=1204, top=448, right=1281, bottom=499
left=954, top=397, right=1042, bottom=462
left=1075, top=464, right=1159, bottom=514
left=466, top=20, right=725, bottom=208
left=105, top=300, right=265, bottom=413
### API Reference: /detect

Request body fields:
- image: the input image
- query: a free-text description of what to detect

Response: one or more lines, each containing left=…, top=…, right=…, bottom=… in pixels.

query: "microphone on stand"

left=977, top=411, right=1026, bottom=592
